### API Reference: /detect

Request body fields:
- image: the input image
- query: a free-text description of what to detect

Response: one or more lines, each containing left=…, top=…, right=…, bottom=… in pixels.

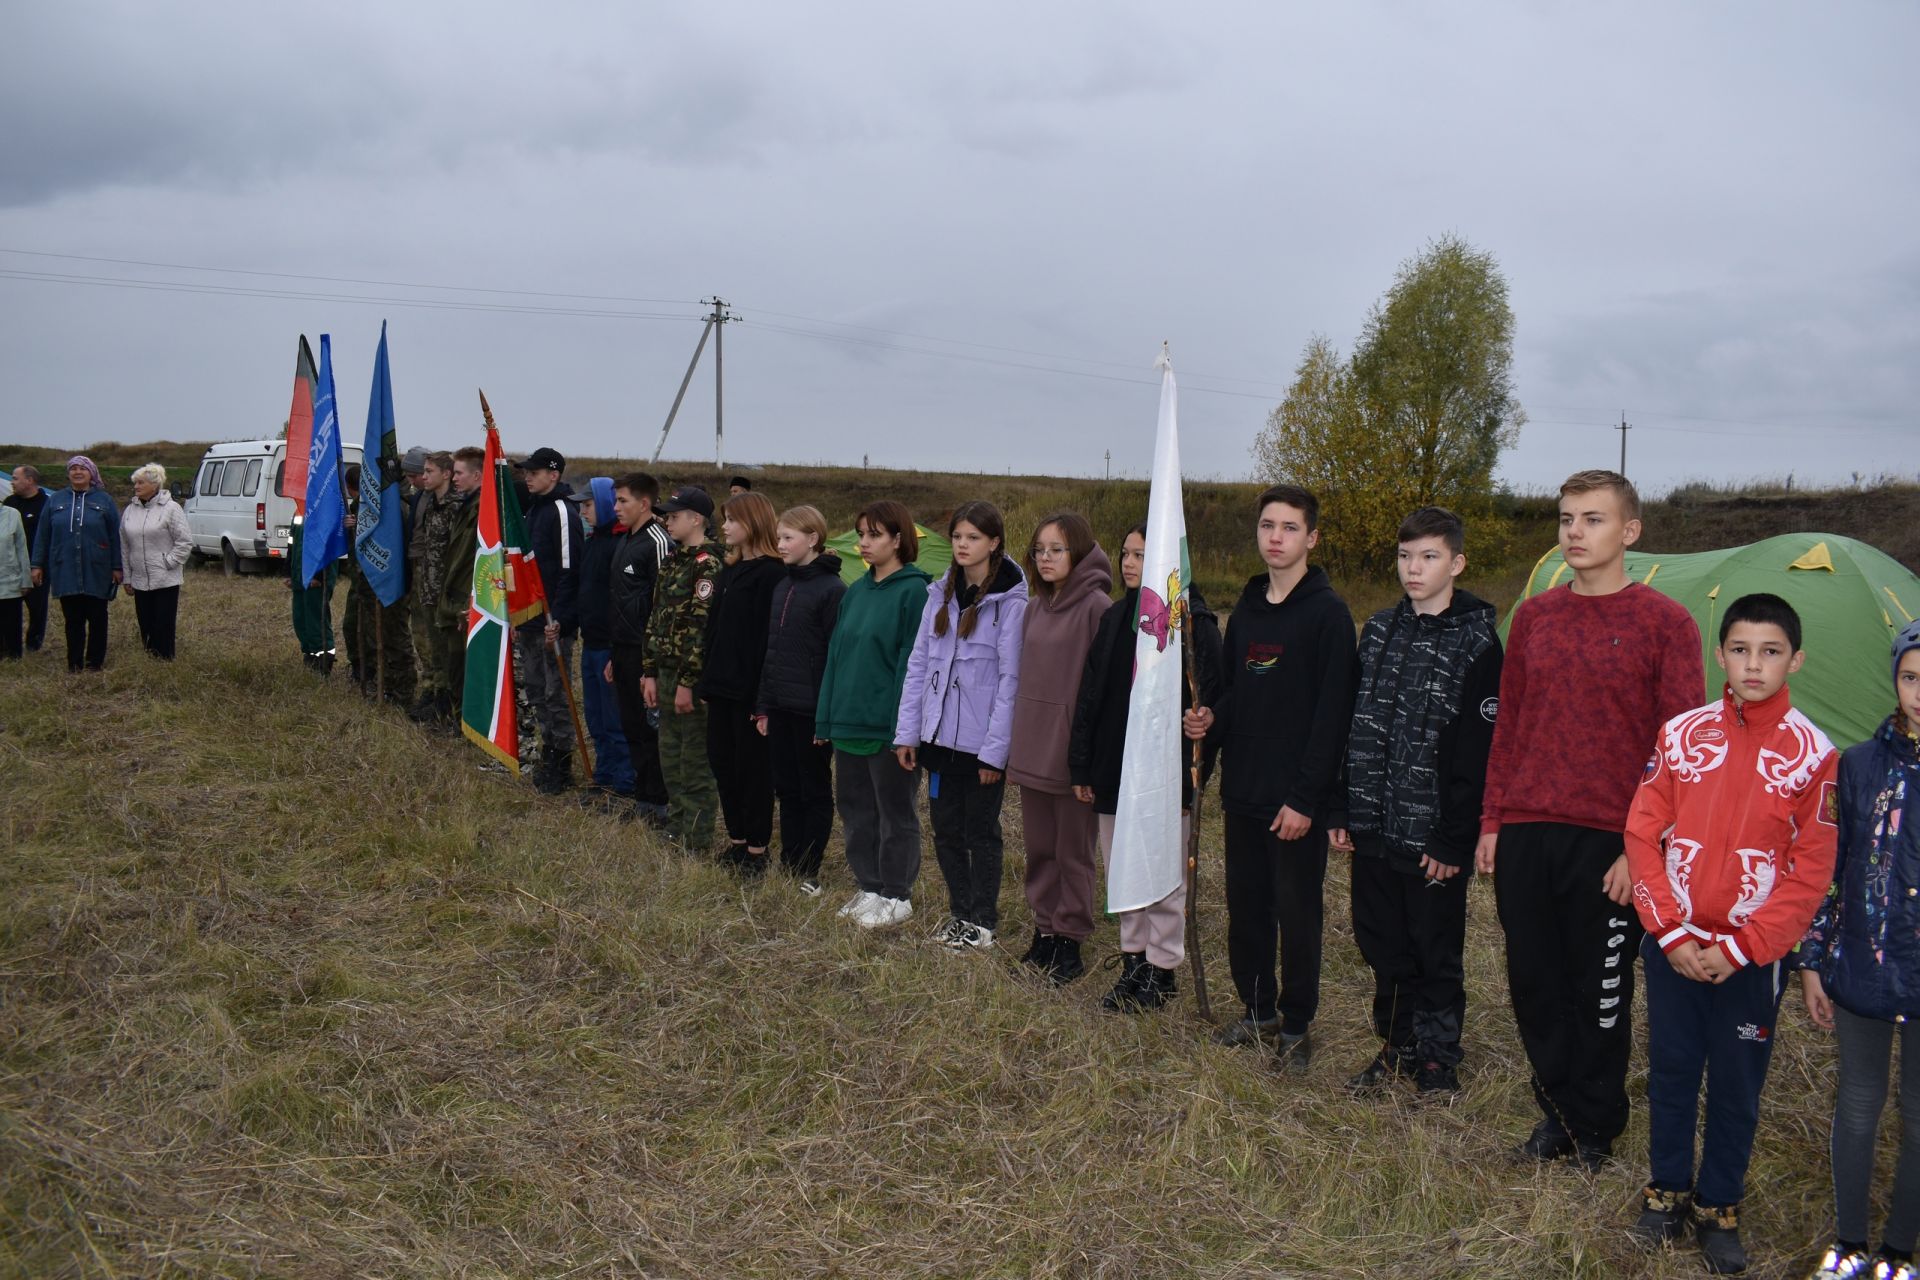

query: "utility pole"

left=1618, top=411, right=1631, bottom=475
left=1104, top=448, right=1111, bottom=482
left=650, top=296, right=736, bottom=467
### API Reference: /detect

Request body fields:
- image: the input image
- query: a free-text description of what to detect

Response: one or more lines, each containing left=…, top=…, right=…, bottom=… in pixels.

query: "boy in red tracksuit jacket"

left=1622, top=592, right=1839, bottom=1274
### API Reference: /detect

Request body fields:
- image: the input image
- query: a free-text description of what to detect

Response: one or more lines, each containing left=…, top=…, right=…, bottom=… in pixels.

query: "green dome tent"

left=1506, top=533, right=1918, bottom=749
left=825, top=524, right=953, bottom=586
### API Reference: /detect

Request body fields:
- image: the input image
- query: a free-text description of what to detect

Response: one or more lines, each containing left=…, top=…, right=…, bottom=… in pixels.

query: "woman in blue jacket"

left=1799, top=620, right=1920, bottom=1280
left=30, top=456, right=122, bottom=672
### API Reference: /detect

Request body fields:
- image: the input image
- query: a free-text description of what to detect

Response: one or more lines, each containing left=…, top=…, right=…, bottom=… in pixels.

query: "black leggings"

left=132, top=585, right=180, bottom=659
left=767, top=709, right=834, bottom=877
left=60, top=594, right=109, bottom=671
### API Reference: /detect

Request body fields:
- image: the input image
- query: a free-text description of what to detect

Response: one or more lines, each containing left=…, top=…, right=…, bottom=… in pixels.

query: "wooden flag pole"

left=1183, top=640, right=1213, bottom=1022
left=549, top=632, right=593, bottom=779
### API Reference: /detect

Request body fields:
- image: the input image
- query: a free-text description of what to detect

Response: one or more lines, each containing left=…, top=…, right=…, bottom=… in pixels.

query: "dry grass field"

left=0, top=563, right=1899, bottom=1280
left=5, top=454, right=1919, bottom=1276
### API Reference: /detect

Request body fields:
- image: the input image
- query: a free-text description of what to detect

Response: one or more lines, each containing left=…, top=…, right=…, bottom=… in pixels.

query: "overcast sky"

left=2, top=1, right=1914, bottom=493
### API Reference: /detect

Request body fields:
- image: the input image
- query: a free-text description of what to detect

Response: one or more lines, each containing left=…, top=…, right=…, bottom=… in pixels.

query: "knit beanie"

left=1895, top=619, right=1920, bottom=685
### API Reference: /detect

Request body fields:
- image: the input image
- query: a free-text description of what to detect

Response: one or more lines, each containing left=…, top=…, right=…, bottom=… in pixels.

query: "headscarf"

left=66, top=455, right=104, bottom=491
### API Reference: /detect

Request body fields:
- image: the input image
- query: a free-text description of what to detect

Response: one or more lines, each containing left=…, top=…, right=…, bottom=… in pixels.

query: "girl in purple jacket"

left=894, top=502, right=1028, bottom=951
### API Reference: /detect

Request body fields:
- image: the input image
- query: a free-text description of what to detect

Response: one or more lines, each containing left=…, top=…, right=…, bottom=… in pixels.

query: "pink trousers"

left=1097, top=812, right=1190, bottom=970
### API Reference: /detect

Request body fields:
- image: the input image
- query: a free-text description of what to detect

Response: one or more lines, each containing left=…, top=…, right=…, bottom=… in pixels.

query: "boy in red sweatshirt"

left=1474, top=469, right=1703, bottom=1169
left=1623, top=593, right=1838, bottom=1273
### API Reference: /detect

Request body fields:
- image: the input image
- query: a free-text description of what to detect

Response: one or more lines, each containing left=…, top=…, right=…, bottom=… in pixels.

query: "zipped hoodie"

left=1626, top=682, right=1839, bottom=970
left=758, top=553, right=846, bottom=716
left=815, top=562, right=935, bottom=745
left=1207, top=565, right=1360, bottom=823
left=1007, top=546, right=1113, bottom=793
left=576, top=479, right=619, bottom=650
left=894, top=556, right=1028, bottom=771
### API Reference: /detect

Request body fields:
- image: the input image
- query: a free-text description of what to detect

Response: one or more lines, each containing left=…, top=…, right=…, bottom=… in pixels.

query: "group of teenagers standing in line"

left=2, top=458, right=195, bottom=669
left=526, top=461, right=1914, bottom=1280
left=17, top=440, right=1920, bottom=1278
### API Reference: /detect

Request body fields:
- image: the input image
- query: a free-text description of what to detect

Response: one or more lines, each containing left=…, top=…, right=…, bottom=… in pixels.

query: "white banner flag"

left=1107, top=348, right=1189, bottom=913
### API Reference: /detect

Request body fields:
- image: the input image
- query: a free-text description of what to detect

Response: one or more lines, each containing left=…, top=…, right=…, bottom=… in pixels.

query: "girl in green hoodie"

left=816, top=500, right=933, bottom=928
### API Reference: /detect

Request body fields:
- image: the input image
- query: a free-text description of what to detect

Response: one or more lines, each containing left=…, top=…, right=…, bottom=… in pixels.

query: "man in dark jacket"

left=514, top=446, right=586, bottom=794
left=5, top=465, right=50, bottom=652
left=607, top=471, right=674, bottom=822
left=1188, top=484, right=1359, bottom=1070
left=1329, top=506, right=1502, bottom=1096
left=576, top=477, right=636, bottom=803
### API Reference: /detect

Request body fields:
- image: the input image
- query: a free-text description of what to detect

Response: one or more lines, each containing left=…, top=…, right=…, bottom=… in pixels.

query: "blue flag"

left=354, top=322, right=407, bottom=606
left=300, top=334, right=348, bottom=585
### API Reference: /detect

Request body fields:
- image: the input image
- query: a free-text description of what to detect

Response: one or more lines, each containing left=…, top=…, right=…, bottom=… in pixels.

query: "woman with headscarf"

left=0, top=474, right=29, bottom=660
left=30, top=455, right=122, bottom=672
left=119, top=462, right=193, bottom=659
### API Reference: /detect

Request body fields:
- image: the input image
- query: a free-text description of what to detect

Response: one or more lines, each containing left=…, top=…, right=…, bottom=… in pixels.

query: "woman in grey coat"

left=120, top=463, right=193, bottom=660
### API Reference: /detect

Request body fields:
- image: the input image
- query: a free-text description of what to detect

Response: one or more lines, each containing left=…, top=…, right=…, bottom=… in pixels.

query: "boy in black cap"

left=516, top=446, right=586, bottom=794
left=645, top=485, right=722, bottom=852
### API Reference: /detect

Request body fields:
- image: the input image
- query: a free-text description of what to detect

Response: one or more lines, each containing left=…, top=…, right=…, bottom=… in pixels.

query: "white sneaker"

left=839, top=891, right=877, bottom=918
left=956, top=923, right=995, bottom=950
left=858, top=896, right=913, bottom=929
left=931, top=916, right=965, bottom=946
left=799, top=879, right=822, bottom=897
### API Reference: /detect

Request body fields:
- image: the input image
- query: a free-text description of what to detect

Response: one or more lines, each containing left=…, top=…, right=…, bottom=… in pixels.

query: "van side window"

left=244, top=459, right=263, bottom=495
left=221, top=463, right=248, bottom=497
left=204, top=462, right=225, bottom=497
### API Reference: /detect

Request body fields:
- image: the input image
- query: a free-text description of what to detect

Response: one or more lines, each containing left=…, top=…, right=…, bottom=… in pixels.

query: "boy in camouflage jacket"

left=644, top=486, right=722, bottom=852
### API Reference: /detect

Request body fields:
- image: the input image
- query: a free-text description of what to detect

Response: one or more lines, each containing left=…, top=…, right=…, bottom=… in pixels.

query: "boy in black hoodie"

left=1188, top=484, right=1359, bottom=1070
left=1328, top=506, right=1502, bottom=1097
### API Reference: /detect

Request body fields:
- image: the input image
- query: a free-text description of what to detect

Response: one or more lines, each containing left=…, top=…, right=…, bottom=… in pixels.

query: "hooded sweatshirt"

left=815, top=561, right=935, bottom=751
left=758, top=552, right=846, bottom=717
left=894, top=556, right=1028, bottom=772
left=698, top=553, right=787, bottom=704
left=1207, top=565, right=1359, bottom=823
left=1007, top=545, right=1113, bottom=793
left=119, top=487, right=194, bottom=591
left=576, top=478, right=620, bottom=650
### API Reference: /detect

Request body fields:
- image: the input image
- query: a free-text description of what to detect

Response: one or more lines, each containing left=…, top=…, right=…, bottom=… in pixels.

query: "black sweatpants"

left=705, top=693, right=773, bottom=847
left=928, top=762, right=1007, bottom=931
left=767, top=709, right=834, bottom=878
left=1223, top=812, right=1327, bottom=1033
left=22, top=580, right=49, bottom=651
left=837, top=748, right=921, bottom=900
left=132, top=585, right=180, bottom=659
left=59, top=594, right=109, bottom=671
left=610, top=642, right=668, bottom=808
left=1350, top=848, right=1469, bottom=1066
left=1492, top=821, right=1642, bottom=1146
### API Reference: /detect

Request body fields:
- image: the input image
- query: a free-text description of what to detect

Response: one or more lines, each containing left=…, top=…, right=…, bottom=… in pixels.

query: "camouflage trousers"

left=654, top=666, right=715, bottom=852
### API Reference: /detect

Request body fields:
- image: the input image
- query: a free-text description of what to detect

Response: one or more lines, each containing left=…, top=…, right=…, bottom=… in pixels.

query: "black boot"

left=1020, top=929, right=1053, bottom=969
left=1346, top=1046, right=1410, bottom=1094
left=1627, top=1185, right=1691, bottom=1250
left=1516, top=1116, right=1574, bottom=1162
left=1131, top=963, right=1177, bottom=1011
left=1100, top=952, right=1148, bottom=1012
left=408, top=693, right=439, bottom=722
left=1692, top=1202, right=1746, bottom=1274
left=1047, top=937, right=1085, bottom=986
left=533, top=747, right=572, bottom=796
